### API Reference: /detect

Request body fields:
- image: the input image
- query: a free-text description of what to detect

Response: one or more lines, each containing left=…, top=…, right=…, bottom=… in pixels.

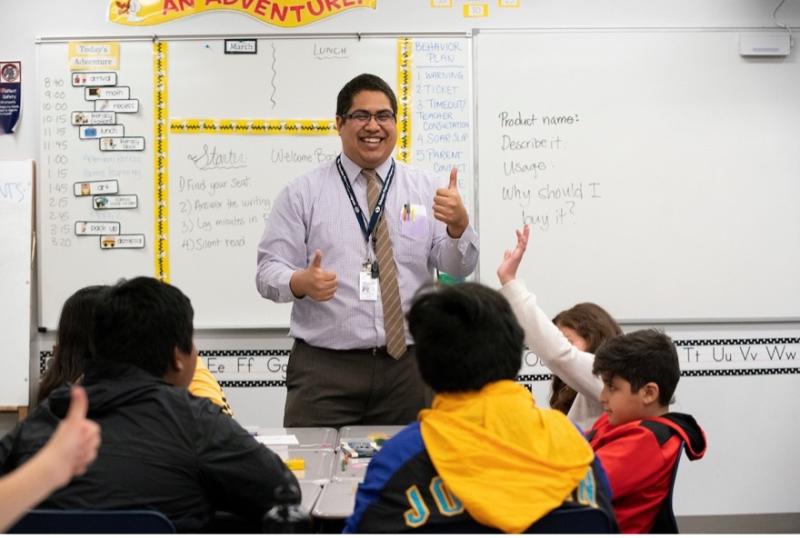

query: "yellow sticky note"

left=463, top=3, right=489, bottom=18
left=285, top=458, right=305, bottom=471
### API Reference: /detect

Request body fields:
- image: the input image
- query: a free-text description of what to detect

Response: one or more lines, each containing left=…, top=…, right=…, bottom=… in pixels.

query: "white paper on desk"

left=256, top=434, right=299, bottom=446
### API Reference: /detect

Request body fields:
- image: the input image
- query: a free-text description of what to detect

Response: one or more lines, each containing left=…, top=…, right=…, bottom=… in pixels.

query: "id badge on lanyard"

left=359, top=261, right=379, bottom=301
left=337, top=157, right=394, bottom=302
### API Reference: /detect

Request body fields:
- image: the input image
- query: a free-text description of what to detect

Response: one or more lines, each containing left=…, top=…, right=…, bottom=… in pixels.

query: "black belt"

left=296, top=339, right=412, bottom=357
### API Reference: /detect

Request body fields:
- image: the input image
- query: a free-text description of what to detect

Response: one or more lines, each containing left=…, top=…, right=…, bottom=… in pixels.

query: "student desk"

left=337, top=424, right=405, bottom=441
left=312, top=425, right=407, bottom=521
left=252, top=427, right=338, bottom=449
left=288, top=448, right=335, bottom=484
left=311, top=480, right=361, bottom=520
left=299, top=481, right=323, bottom=514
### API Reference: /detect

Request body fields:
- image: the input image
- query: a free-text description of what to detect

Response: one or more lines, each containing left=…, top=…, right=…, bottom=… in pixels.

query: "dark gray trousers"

left=283, top=340, right=432, bottom=429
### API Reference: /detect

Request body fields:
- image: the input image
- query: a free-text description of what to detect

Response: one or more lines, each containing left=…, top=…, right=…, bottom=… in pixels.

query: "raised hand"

left=497, top=224, right=530, bottom=285
left=290, top=249, right=338, bottom=301
left=433, top=167, right=469, bottom=238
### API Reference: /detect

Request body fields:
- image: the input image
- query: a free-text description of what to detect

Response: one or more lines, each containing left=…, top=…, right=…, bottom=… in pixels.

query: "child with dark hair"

left=37, top=285, right=233, bottom=415
left=344, top=283, right=616, bottom=533
left=498, top=226, right=707, bottom=533
left=2, top=277, right=295, bottom=531
left=550, top=302, right=622, bottom=417
left=37, top=286, right=107, bottom=404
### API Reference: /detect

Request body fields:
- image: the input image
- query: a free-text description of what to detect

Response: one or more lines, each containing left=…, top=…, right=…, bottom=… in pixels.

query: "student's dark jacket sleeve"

left=0, top=424, right=21, bottom=472
left=193, top=401, right=298, bottom=522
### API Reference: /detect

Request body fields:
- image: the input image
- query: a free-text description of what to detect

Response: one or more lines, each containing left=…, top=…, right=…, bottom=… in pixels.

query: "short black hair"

left=91, top=277, right=194, bottom=378
left=592, top=329, right=680, bottom=406
left=336, top=73, right=397, bottom=118
left=407, top=283, right=523, bottom=393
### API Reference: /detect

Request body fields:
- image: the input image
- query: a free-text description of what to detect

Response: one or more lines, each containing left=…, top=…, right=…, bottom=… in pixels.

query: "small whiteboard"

left=0, top=160, right=34, bottom=406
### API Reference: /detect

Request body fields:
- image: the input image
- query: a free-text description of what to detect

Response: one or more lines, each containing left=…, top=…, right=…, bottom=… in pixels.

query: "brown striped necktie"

left=363, top=169, right=407, bottom=360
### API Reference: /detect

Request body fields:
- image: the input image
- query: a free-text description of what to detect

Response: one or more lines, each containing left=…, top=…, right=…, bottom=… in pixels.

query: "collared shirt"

left=256, top=153, right=479, bottom=350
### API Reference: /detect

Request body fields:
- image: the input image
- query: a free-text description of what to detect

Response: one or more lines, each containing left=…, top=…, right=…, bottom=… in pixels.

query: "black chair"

left=650, top=443, right=684, bottom=534
left=8, top=509, right=176, bottom=534
left=528, top=504, right=617, bottom=534
left=408, top=504, right=617, bottom=534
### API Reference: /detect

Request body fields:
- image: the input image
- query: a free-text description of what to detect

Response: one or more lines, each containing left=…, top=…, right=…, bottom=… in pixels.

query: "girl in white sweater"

left=497, top=225, right=617, bottom=431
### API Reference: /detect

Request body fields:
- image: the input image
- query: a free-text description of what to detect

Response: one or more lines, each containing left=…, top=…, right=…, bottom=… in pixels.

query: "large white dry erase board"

left=37, top=35, right=472, bottom=329
left=163, top=35, right=472, bottom=328
left=0, top=160, right=34, bottom=406
left=475, top=29, right=800, bottom=322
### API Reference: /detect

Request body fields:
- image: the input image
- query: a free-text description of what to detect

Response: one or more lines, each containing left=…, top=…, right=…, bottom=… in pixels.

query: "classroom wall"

left=2, top=1, right=799, bottom=531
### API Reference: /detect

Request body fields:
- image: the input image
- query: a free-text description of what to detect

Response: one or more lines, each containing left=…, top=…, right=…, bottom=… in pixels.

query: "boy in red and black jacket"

left=587, top=329, right=707, bottom=533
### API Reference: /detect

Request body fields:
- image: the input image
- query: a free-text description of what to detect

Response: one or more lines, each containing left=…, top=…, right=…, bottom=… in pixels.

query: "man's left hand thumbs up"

left=433, top=167, right=469, bottom=238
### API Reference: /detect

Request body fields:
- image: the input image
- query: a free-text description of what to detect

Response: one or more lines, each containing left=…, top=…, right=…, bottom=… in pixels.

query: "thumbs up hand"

left=43, top=386, right=102, bottom=488
left=290, top=249, right=338, bottom=301
left=433, top=167, right=469, bottom=238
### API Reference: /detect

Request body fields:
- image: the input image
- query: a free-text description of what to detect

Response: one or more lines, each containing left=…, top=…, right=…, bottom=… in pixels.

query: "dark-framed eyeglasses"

left=342, top=110, right=396, bottom=125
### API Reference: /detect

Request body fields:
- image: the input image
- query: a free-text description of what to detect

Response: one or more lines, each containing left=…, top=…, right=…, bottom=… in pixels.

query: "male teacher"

left=256, top=73, right=478, bottom=428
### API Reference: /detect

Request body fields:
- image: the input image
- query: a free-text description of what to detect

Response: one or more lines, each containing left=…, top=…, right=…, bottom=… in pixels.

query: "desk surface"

left=312, top=480, right=361, bottom=520
left=253, top=427, right=338, bottom=449
left=337, top=425, right=405, bottom=441
left=299, top=481, right=323, bottom=513
left=288, top=448, right=334, bottom=484
left=333, top=450, right=371, bottom=482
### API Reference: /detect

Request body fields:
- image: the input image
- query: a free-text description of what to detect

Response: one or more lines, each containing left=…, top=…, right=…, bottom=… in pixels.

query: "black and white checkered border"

left=220, top=380, right=286, bottom=388
left=673, top=337, right=800, bottom=346
left=39, top=340, right=800, bottom=383
left=199, top=349, right=291, bottom=357
left=679, top=367, right=800, bottom=377
left=39, top=351, right=52, bottom=374
left=517, top=367, right=800, bottom=382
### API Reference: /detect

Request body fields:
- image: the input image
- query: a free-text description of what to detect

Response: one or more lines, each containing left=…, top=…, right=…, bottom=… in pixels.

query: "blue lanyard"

left=336, top=155, right=395, bottom=244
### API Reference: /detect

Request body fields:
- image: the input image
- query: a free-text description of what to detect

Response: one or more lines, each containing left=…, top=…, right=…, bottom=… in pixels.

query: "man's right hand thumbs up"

left=290, top=249, right=338, bottom=301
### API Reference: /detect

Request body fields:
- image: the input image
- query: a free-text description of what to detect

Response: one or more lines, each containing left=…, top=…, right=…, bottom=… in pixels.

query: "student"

left=0, top=277, right=296, bottom=532
left=37, top=285, right=234, bottom=416
left=344, top=283, right=616, bottom=533
left=498, top=226, right=707, bottom=533
left=588, top=330, right=706, bottom=533
left=497, top=225, right=606, bottom=431
left=37, top=286, right=106, bottom=404
left=0, top=387, right=100, bottom=532
left=550, top=303, right=622, bottom=416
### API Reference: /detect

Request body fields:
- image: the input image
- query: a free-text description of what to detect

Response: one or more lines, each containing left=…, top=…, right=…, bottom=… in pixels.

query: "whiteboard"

left=165, top=36, right=473, bottom=328
left=37, top=35, right=473, bottom=329
left=475, top=29, right=800, bottom=322
left=37, top=40, right=154, bottom=329
left=0, top=160, right=34, bottom=406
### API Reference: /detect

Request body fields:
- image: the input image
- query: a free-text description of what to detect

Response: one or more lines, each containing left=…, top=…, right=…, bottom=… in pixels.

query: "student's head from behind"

left=91, top=277, right=196, bottom=388
left=553, top=302, right=622, bottom=353
left=38, top=285, right=109, bottom=404
left=336, top=73, right=398, bottom=169
left=407, top=283, right=524, bottom=393
left=592, top=329, right=680, bottom=425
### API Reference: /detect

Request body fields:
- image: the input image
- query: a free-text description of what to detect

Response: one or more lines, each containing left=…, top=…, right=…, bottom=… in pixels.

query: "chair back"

left=8, top=509, right=176, bottom=534
left=527, top=504, right=617, bottom=534
left=650, top=443, right=684, bottom=534
left=408, top=504, right=617, bottom=534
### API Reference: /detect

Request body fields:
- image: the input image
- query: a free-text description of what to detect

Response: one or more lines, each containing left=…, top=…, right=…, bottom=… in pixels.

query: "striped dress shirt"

left=256, top=153, right=479, bottom=350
